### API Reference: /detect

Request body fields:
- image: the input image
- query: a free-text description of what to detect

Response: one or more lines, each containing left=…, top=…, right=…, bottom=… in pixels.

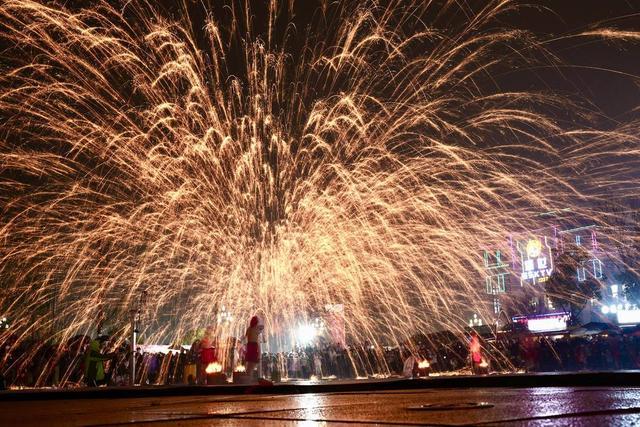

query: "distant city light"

left=513, top=313, right=569, bottom=332
left=617, top=309, right=640, bottom=325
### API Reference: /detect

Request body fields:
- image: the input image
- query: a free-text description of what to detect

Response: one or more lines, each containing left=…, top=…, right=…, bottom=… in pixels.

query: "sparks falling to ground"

left=0, top=0, right=638, bottom=356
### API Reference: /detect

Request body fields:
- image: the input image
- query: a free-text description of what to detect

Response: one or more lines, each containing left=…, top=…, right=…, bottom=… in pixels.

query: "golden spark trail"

left=0, top=0, right=638, bottom=374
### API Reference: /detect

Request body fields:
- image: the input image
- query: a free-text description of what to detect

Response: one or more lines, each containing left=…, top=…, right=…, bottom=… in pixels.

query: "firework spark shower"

left=0, top=0, right=638, bottom=353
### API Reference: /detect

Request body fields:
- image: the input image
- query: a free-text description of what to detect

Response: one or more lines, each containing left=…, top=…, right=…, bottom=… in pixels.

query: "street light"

left=217, top=306, right=233, bottom=324
left=129, top=309, right=139, bottom=386
left=469, top=313, right=483, bottom=327
left=129, top=289, right=147, bottom=386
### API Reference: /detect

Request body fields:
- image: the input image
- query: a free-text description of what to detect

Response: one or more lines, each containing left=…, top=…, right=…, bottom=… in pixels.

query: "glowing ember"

left=418, top=360, right=430, bottom=369
left=205, top=362, right=223, bottom=374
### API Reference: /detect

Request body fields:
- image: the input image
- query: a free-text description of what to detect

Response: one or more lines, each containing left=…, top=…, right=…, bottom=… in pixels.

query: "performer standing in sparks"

left=245, top=316, right=262, bottom=377
left=469, top=332, right=483, bottom=374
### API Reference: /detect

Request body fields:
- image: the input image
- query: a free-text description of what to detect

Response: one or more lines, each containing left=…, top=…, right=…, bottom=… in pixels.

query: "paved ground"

left=3, top=387, right=640, bottom=426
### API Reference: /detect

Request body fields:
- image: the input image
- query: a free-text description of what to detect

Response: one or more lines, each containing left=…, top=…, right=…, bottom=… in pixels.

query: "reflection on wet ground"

left=3, top=387, right=640, bottom=426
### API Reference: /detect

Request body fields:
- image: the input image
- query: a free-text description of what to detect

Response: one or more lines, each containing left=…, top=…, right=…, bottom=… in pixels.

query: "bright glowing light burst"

left=296, top=324, right=318, bottom=346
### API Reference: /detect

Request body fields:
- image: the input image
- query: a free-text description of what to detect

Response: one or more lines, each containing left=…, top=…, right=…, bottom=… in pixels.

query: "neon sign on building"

left=516, top=236, right=554, bottom=286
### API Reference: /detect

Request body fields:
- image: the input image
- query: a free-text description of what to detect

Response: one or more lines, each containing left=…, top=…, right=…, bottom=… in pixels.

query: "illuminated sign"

left=513, top=313, right=569, bottom=333
left=517, top=237, right=553, bottom=285
left=617, top=309, right=640, bottom=325
left=526, top=239, right=542, bottom=258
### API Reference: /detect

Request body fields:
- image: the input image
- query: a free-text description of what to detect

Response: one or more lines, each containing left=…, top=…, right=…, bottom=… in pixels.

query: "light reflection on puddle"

left=294, top=394, right=328, bottom=422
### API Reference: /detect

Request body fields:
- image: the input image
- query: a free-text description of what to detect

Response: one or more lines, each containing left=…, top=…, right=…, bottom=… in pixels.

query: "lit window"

left=592, top=259, right=603, bottom=279
left=611, top=285, right=619, bottom=298
left=497, top=274, right=506, bottom=292
left=577, top=267, right=586, bottom=282
left=486, top=276, right=492, bottom=294
left=576, top=235, right=581, bottom=246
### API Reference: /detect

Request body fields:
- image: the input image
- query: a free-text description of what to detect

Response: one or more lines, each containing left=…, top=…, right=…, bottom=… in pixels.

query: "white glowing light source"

left=602, top=306, right=610, bottom=314
left=296, top=324, right=317, bottom=345
left=617, top=309, right=640, bottom=325
left=527, top=314, right=568, bottom=332
left=205, top=362, right=223, bottom=374
left=609, top=305, right=618, bottom=314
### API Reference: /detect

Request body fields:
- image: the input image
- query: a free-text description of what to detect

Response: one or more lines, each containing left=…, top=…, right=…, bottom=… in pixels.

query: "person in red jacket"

left=200, top=337, right=217, bottom=370
left=245, top=316, right=262, bottom=377
left=469, top=332, right=483, bottom=374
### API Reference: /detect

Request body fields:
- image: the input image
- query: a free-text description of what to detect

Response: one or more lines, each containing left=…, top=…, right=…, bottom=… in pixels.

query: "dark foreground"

left=5, top=373, right=640, bottom=426
left=4, top=385, right=640, bottom=426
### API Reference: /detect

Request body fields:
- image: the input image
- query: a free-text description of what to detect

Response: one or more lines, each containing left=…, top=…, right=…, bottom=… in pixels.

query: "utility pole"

left=129, top=289, right=147, bottom=386
left=259, top=325, right=266, bottom=380
left=129, top=308, right=138, bottom=386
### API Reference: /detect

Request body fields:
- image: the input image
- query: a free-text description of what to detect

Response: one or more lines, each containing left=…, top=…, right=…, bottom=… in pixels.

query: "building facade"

left=480, top=214, right=628, bottom=331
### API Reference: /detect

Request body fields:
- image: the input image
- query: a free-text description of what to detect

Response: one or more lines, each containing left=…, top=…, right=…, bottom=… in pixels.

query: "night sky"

left=158, top=0, right=640, bottom=122
left=501, top=0, right=639, bottom=120
left=5, top=0, right=638, bottom=127
left=2, top=0, right=638, bottom=204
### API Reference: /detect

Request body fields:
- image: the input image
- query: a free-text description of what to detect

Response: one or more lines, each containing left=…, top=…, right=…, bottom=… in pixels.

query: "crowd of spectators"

left=3, top=330, right=640, bottom=389
left=488, top=333, right=640, bottom=372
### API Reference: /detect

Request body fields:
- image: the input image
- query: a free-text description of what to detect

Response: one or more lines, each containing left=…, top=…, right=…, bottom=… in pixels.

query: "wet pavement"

left=3, top=387, right=640, bottom=426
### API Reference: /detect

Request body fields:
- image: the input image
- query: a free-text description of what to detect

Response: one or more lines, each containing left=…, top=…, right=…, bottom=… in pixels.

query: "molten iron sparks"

left=0, top=0, right=638, bottom=367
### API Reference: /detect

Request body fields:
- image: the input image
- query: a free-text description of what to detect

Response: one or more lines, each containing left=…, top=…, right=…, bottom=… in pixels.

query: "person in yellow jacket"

left=84, top=338, right=112, bottom=387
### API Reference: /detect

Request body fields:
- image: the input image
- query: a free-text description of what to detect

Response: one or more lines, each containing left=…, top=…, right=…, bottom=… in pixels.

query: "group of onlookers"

left=487, top=333, right=640, bottom=372
left=0, top=335, right=413, bottom=388
left=4, top=330, right=640, bottom=389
